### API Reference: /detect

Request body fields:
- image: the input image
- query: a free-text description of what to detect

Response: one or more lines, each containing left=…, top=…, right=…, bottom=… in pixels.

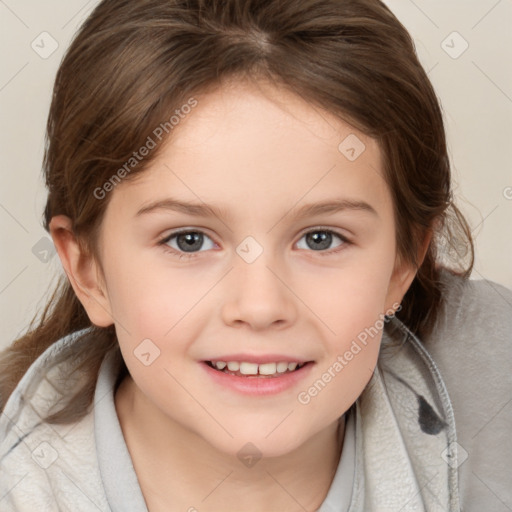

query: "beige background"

left=1, top=0, right=511, bottom=349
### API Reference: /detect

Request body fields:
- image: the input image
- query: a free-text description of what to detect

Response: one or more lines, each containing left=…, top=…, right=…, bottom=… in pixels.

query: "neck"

left=115, top=374, right=345, bottom=512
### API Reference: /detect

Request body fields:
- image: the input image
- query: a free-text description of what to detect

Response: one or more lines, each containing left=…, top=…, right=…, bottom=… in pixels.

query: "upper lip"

left=203, top=353, right=313, bottom=364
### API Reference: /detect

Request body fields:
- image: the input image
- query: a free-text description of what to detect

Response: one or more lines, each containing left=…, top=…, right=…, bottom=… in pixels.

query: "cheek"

left=301, top=257, right=392, bottom=408
left=297, top=297, right=386, bottom=427
left=305, top=254, right=396, bottom=338
left=103, top=251, right=215, bottom=338
left=296, top=333, right=381, bottom=431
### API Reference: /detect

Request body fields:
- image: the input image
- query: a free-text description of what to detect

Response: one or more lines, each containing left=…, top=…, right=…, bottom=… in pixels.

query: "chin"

left=205, top=427, right=306, bottom=461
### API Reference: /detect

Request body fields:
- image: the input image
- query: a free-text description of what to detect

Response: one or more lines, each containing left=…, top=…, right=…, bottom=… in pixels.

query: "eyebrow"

left=135, top=197, right=378, bottom=221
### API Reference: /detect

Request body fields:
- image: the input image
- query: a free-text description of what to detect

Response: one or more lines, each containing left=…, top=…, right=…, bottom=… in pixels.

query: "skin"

left=50, top=79, right=430, bottom=511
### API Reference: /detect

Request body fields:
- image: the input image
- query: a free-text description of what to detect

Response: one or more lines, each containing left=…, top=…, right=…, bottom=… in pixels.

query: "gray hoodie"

left=1, top=268, right=511, bottom=511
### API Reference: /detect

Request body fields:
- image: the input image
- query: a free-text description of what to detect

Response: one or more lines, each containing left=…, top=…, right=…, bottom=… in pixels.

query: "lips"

left=201, top=359, right=315, bottom=395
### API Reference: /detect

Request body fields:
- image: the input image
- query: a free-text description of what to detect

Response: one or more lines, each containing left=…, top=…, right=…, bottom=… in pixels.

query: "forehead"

left=106, top=80, right=391, bottom=223
left=169, top=79, right=380, bottom=165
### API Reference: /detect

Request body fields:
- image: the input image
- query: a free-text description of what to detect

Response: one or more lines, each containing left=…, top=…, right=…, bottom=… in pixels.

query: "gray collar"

left=345, top=316, right=461, bottom=510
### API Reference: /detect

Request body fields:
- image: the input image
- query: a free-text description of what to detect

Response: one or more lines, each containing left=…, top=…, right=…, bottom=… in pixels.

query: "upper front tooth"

left=239, top=362, right=259, bottom=375
left=276, top=362, right=288, bottom=373
left=216, top=361, right=302, bottom=374
left=258, top=362, right=277, bottom=375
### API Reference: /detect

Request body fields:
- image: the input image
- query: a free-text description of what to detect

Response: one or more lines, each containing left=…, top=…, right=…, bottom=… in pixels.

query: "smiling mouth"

left=204, top=360, right=312, bottom=378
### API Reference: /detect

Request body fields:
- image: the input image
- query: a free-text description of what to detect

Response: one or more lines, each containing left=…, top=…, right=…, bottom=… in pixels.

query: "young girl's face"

left=94, top=80, right=413, bottom=457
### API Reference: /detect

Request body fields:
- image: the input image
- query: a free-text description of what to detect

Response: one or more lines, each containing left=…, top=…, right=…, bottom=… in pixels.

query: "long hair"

left=0, top=0, right=474, bottom=423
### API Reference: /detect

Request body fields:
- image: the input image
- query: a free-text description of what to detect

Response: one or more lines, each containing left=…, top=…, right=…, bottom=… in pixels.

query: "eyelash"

left=157, top=227, right=352, bottom=260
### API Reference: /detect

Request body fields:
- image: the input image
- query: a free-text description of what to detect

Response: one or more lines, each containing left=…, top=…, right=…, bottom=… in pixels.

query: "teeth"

left=239, top=362, right=259, bottom=375
left=258, top=363, right=277, bottom=375
left=276, top=362, right=288, bottom=373
left=211, top=360, right=306, bottom=376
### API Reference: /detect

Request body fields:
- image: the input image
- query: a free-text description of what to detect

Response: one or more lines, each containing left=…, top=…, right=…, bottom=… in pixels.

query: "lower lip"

left=201, top=361, right=315, bottom=396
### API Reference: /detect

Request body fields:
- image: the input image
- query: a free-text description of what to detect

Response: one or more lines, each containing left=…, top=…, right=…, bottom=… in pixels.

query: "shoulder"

left=0, top=329, right=110, bottom=510
left=432, top=267, right=512, bottom=338
left=422, top=268, right=512, bottom=510
left=424, top=267, right=512, bottom=371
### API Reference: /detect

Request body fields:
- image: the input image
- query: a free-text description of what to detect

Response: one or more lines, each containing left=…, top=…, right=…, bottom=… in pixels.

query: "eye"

left=296, top=228, right=350, bottom=255
left=158, top=227, right=351, bottom=260
left=158, top=230, right=216, bottom=258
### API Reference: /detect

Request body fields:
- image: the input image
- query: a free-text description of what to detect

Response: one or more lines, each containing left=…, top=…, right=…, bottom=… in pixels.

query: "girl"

left=1, top=0, right=511, bottom=511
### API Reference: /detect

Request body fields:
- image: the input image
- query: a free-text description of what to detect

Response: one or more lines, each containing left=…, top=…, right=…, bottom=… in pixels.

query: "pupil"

left=307, top=231, right=331, bottom=250
left=177, top=232, right=203, bottom=252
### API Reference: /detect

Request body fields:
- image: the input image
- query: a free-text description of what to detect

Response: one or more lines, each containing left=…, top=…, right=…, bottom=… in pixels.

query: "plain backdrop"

left=1, top=0, right=511, bottom=349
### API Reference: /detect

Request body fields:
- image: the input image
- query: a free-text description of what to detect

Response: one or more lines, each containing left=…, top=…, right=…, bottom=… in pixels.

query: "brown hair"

left=0, top=0, right=473, bottom=423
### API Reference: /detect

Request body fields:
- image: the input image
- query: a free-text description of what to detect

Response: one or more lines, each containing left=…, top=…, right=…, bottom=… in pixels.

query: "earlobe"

left=49, top=215, right=114, bottom=327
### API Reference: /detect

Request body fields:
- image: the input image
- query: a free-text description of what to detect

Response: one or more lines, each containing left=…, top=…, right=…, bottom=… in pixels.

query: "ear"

left=384, top=227, right=433, bottom=313
left=49, top=215, right=114, bottom=327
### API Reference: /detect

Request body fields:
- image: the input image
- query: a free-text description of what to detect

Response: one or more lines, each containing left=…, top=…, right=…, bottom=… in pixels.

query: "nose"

left=220, top=254, right=298, bottom=331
